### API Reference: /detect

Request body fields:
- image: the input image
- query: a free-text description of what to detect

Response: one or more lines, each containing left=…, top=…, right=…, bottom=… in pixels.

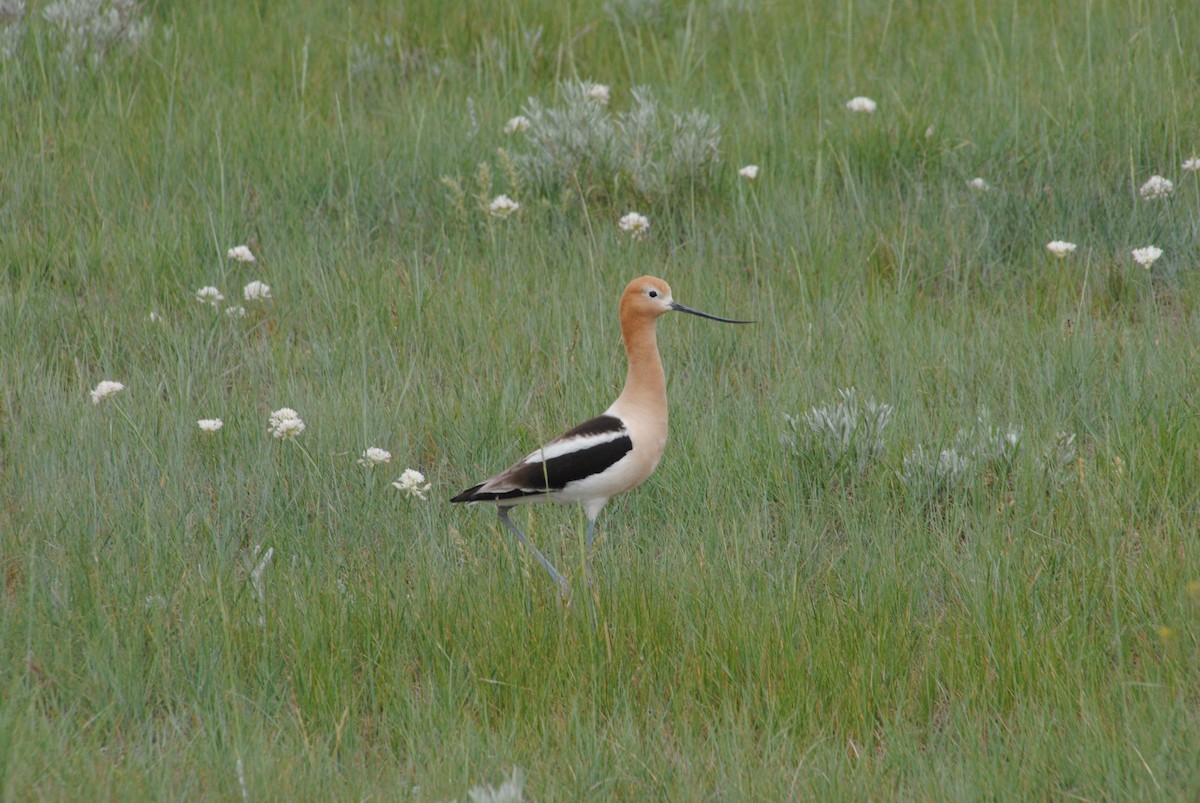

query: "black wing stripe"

left=511, top=434, right=633, bottom=491
left=450, top=483, right=485, bottom=503
left=558, top=414, right=625, bottom=440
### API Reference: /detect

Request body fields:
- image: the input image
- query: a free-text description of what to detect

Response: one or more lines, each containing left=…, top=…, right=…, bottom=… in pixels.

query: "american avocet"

left=451, top=275, right=750, bottom=592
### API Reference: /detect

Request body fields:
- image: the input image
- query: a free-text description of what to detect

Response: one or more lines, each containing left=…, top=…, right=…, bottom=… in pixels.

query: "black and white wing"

left=451, top=414, right=633, bottom=504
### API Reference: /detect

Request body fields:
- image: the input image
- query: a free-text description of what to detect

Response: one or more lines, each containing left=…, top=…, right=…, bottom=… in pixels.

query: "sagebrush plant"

left=41, top=0, right=151, bottom=72
left=442, top=80, right=720, bottom=219
left=900, top=410, right=1021, bottom=507
left=466, top=767, right=525, bottom=803
left=511, top=79, right=720, bottom=206
left=783, top=387, right=893, bottom=479
left=900, top=445, right=972, bottom=506
left=0, top=0, right=24, bottom=61
left=1040, top=431, right=1079, bottom=488
left=955, top=409, right=1022, bottom=480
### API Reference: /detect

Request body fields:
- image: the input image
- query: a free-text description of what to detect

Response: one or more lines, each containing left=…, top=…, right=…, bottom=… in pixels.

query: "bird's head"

left=619, top=275, right=753, bottom=325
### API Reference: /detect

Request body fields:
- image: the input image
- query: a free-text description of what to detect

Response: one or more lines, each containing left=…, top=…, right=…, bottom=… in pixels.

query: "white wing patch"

left=522, top=429, right=629, bottom=464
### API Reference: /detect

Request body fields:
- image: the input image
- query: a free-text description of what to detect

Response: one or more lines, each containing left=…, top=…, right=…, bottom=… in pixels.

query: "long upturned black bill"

left=670, top=302, right=754, bottom=324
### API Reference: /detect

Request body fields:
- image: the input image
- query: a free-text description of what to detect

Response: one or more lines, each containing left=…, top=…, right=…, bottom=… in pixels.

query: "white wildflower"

left=149, top=311, right=163, bottom=323
left=1045, top=241, right=1077, bottom=258
left=1138, top=175, right=1174, bottom=200
left=618, top=211, right=650, bottom=239
left=488, top=194, right=520, bottom=219
left=272, top=418, right=305, bottom=439
left=358, top=447, right=392, bottom=466
left=968, top=177, right=991, bottom=191
left=227, top=245, right=256, bottom=263
left=392, top=468, right=431, bottom=500
left=845, top=96, right=877, bottom=113
left=268, top=407, right=306, bottom=439
left=1131, top=246, right=1163, bottom=269
left=243, top=280, right=271, bottom=301
left=196, top=286, right=224, bottom=305
left=503, top=115, right=531, bottom=134
left=584, top=82, right=610, bottom=105
left=225, top=305, right=246, bottom=317
left=90, top=380, right=125, bottom=405
left=1183, top=157, right=1200, bottom=172
left=197, top=418, right=224, bottom=432
left=738, top=164, right=760, bottom=180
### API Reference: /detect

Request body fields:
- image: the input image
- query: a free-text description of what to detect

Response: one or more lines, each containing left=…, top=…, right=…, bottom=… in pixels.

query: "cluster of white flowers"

left=1045, top=241, right=1077, bottom=258
left=195, top=286, right=224, bottom=305
left=92, top=383, right=431, bottom=501
left=489, top=194, right=520, bottom=219
left=618, top=211, right=650, bottom=239
left=584, top=82, right=610, bottom=105
left=738, top=164, right=759, bottom=180
left=968, top=177, right=991, bottom=192
left=243, top=280, right=271, bottom=301
left=1138, top=175, right=1174, bottom=200
left=502, top=115, right=530, bottom=135
left=90, top=380, right=125, bottom=404
left=358, top=447, right=392, bottom=466
left=1183, top=157, right=1200, bottom=172
left=845, top=96, right=877, bottom=113
left=193, top=278, right=273, bottom=315
left=227, top=245, right=256, bottom=263
left=268, top=407, right=306, bottom=440
left=393, top=468, right=431, bottom=499
left=1131, top=246, right=1163, bottom=269
left=149, top=311, right=163, bottom=323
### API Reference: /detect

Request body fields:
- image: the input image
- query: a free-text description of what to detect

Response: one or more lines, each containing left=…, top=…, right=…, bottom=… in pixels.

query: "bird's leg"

left=498, top=507, right=568, bottom=594
left=583, top=516, right=598, bottom=588
left=585, top=517, right=598, bottom=553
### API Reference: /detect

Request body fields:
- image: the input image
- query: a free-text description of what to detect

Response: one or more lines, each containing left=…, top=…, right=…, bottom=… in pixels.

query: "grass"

left=2, top=0, right=1200, bottom=798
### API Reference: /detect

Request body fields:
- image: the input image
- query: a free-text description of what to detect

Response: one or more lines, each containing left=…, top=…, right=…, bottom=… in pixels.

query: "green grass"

left=3, top=0, right=1200, bottom=798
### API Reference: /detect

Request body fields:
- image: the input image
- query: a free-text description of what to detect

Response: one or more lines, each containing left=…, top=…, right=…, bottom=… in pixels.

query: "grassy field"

left=3, top=0, right=1200, bottom=798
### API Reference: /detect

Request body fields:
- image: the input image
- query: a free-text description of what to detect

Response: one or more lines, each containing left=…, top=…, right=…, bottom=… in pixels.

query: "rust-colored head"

left=618, top=275, right=753, bottom=326
left=619, top=276, right=675, bottom=323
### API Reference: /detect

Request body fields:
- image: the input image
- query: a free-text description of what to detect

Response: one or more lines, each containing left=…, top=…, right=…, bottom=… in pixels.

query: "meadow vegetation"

left=2, top=0, right=1200, bottom=798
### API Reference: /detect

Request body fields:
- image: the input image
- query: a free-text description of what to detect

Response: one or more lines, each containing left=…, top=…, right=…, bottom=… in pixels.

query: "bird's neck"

left=613, top=318, right=667, bottom=421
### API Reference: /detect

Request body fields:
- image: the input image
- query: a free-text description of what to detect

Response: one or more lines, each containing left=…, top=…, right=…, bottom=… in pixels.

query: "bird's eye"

left=648, top=290, right=658, bottom=298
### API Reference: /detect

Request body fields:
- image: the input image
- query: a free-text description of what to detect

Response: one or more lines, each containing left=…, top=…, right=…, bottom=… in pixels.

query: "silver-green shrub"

left=42, top=0, right=150, bottom=72
left=512, top=80, right=720, bottom=202
left=783, top=387, right=894, bottom=478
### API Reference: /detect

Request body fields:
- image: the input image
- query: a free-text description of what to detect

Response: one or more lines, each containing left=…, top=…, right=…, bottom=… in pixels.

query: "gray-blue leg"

left=583, top=516, right=599, bottom=584
left=498, top=507, right=568, bottom=593
left=585, top=517, right=598, bottom=552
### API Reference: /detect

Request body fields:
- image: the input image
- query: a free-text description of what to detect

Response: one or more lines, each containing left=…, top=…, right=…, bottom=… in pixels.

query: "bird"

left=451, top=275, right=750, bottom=592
